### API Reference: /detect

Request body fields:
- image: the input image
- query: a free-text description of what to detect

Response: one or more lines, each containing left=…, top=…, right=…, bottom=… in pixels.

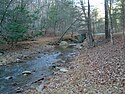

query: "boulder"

left=74, top=33, right=86, bottom=43
left=59, top=41, right=69, bottom=48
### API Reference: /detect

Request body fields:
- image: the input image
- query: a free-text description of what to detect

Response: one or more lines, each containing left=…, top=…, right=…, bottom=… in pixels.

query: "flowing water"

left=0, top=48, right=78, bottom=94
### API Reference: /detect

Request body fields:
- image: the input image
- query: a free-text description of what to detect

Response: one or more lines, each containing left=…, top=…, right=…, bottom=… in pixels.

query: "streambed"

left=0, top=48, right=78, bottom=94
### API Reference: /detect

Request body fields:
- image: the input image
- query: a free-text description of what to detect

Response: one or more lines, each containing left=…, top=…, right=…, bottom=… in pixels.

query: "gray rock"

left=69, top=43, right=77, bottom=47
left=16, top=87, right=23, bottom=93
left=0, top=58, right=7, bottom=64
left=60, top=68, right=68, bottom=72
left=59, top=41, right=69, bottom=48
left=56, top=59, right=65, bottom=63
left=59, top=67, right=68, bottom=73
left=16, top=58, right=21, bottom=62
left=22, top=71, right=31, bottom=75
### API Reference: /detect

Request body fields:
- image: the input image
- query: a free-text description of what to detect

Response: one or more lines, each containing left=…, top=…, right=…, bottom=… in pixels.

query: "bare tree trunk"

left=109, top=0, right=114, bottom=45
left=121, top=0, right=125, bottom=61
left=80, top=0, right=87, bottom=20
left=105, top=0, right=110, bottom=39
left=80, top=0, right=94, bottom=47
left=0, top=0, right=14, bottom=29
left=122, top=0, right=125, bottom=47
left=87, top=0, right=94, bottom=47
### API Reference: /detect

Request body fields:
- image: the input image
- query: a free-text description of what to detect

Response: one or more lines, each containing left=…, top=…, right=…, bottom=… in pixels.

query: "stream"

left=0, top=47, right=78, bottom=94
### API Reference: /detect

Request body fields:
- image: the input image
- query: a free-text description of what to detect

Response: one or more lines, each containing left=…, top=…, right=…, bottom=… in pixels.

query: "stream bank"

left=0, top=44, right=55, bottom=66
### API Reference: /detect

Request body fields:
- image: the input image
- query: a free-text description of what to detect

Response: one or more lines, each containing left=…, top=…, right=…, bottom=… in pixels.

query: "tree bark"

left=105, top=0, right=110, bottom=39
left=121, top=0, right=125, bottom=61
left=121, top=0, right=125, bottom=47
left=87, top=0, right=94, bottom=47
left=80, top=0, right=87, bottom=21
left=0, top=0, right=14, bottom=29
left=109, top=0, right=114, bottom=45
left=80, top=0, right=94, bottom=47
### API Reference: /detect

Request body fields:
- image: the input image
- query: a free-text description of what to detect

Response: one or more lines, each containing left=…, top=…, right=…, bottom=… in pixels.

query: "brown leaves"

left=83, top=36, right=125, bottom=93
left=43, top=35, right=125, bottom=94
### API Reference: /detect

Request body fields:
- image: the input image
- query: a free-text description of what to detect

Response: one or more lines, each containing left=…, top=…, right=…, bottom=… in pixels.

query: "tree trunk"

left=80, top=0, right=87, bottom=20
left=0, top=0, right=14, bottom=31
left=121, top=0, right=125, bottom=61
left=105, top=0, right=110, bottom=39
left=109, top=0, right=114, bottom=45
left=121, top=0, right=125, bottom=47
left=80, top=0, right=94, bottom=47
left=87, top=0, right=94, bottom=47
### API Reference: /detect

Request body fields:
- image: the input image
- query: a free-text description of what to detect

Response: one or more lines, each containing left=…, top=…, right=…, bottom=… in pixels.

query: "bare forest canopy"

left=0, top=0, right=125, bottom=46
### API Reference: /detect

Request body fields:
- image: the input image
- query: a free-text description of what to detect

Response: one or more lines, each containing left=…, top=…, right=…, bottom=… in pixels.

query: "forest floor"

left=24, top=35, right=125, bottom=94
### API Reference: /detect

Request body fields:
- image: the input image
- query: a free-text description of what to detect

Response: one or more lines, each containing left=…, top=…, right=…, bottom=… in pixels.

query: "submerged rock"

left=0, top=51, right=4, bottom=56
left=12, top=83, right=18, bottom=86
left=0, top=53, right=3, bottom=56
left=5, top=76, right=13, bottom=80
left=0, top=58, right=7, bottom=64
left=16, top=58, right=21, bottom=62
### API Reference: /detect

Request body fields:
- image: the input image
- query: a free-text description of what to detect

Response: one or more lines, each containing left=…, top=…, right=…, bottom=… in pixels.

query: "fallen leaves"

left=36, top=35, right=125, bottom=94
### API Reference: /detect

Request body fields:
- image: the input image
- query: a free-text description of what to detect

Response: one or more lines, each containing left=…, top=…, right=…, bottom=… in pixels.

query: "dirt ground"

left=0, top=36, right=58, bottom=51
left=24, top=35, right=125, bottom=94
